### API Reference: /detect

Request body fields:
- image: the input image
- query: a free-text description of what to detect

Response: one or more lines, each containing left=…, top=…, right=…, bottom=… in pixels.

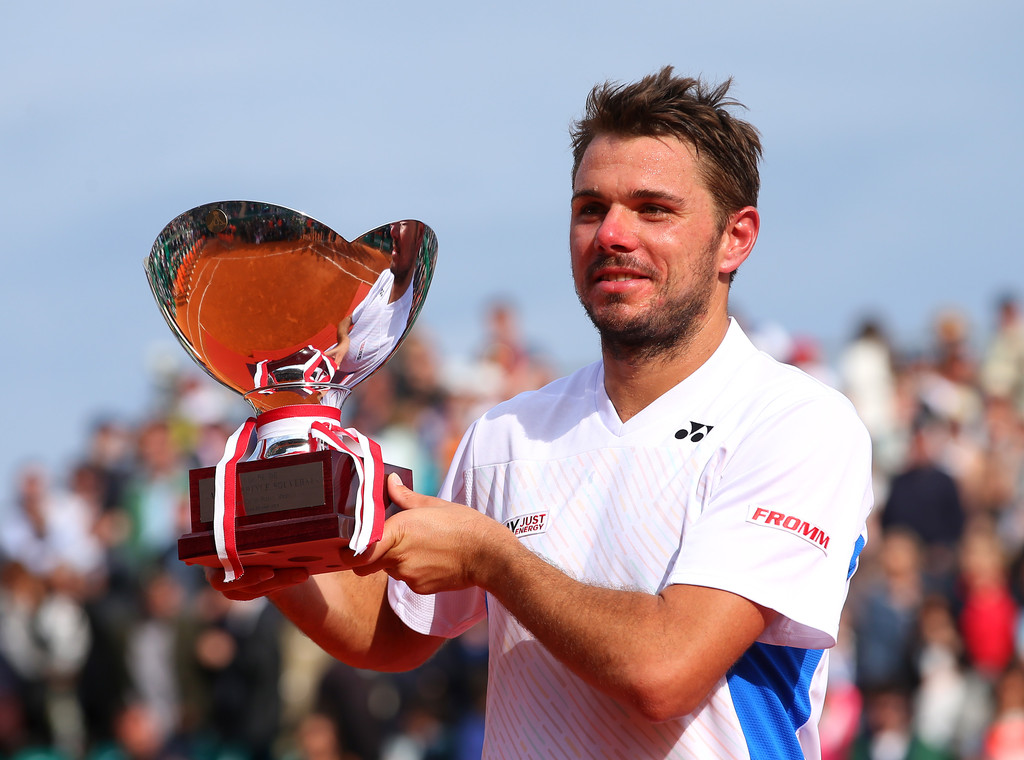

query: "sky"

left=2, top=1, right=1022, bottom=490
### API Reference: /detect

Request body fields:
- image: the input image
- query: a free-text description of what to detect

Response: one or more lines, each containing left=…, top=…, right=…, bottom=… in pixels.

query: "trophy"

left=144, top=201, right=437, bottom=580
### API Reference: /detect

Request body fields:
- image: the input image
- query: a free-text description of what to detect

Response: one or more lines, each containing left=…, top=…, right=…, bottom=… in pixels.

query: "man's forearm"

left=474, top=523, right=771, bottom=721
left=269, top=568, right=442, bottom=673
left=344, top=480, right=774, bottom=717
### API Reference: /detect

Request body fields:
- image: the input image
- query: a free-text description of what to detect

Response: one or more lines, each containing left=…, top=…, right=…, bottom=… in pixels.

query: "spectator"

left=184, top=590, right=283, bottom=760
left=0, top=464, right=105, bottom=582
left=850, top=684, right=950, bottom=760
left=881, top=418, right=966, bottom=590
left=282, top=712, right=359, bottom=760
left=956, top=519, right=1018, bottom=680
left=86, top=701, right=189, bottom=760
left=981, top=295, right=1024, bottom=415
left=851, top=529, right=924, bottom=691
left=78, top=419, right=133, bottom=513
left=840, top=318, right=904, bottom=494
left=984, top=660, right=1024, bottom=760
left=0, top=561, right=90, bottom=756
left=118, top=420, right=190, bottom=580
left=910, top=594, right=991, bottom=758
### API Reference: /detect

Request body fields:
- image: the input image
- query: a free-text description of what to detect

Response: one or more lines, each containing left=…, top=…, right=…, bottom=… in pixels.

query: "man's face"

left=570, top=134, right=727, bottom=359
left=389, top=221, right=418, bottom=277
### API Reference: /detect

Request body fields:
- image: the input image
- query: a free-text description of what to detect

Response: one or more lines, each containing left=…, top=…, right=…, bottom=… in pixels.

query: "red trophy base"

left=178, top=449, right=411, bottom=576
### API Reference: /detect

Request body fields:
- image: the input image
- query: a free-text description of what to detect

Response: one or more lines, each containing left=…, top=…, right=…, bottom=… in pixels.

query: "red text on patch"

left=746, top=506, right=830, bottom=554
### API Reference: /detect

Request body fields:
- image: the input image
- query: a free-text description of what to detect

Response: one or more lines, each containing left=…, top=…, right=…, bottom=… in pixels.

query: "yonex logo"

left=746, top=505, right=830, bottom=554
left=675, top=422, right=714, bottom=442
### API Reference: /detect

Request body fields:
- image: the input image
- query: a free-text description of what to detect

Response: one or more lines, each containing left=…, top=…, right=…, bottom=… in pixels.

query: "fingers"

left=205, top=565, right=310, bottom=601
left=325, top=341, right=346, bottom=365
left=387, top=472, right=413, bottom=508
left=337, top=534, right=396, bottom=573
left=386, top=473, right=449, bottom=510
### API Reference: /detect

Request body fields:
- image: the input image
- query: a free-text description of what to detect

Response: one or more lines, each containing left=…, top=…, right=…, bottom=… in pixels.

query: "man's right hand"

left=205, top=566, right=310, bottom=601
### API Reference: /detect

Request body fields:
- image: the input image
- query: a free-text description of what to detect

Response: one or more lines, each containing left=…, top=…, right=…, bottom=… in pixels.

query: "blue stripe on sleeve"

left=727, top=643, right=824, bottom=760
left=848, top=534, right=866, bottom=580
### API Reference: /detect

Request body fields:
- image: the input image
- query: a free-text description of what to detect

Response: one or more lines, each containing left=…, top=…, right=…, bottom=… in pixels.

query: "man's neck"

left=602, top=314, right=730, bottom=423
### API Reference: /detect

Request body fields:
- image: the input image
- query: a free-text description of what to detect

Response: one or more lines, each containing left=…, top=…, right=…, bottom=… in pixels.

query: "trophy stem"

left=250, top=404, right=344, bottom=460
left=242, top=382, right=353, bottom=417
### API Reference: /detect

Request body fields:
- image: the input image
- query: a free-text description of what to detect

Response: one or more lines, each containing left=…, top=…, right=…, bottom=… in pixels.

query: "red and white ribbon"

left=212, top=405, right=386, bottom=582
left=308, top=422, right=385, bottom=554
left=213, top=417, right=257, bottom=582
left=300, top=346, right=336, bottom=385
left=252, top=360, right=270, bottom=390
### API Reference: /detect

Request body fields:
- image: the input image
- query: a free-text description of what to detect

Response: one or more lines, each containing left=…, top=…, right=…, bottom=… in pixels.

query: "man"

left=325, top=220, right=421, bottom=388
left=211, top=67, right=873, bottom=759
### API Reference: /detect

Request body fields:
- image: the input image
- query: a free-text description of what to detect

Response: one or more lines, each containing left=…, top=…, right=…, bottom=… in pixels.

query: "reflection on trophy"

left=144, top=201, right=437, bottom=580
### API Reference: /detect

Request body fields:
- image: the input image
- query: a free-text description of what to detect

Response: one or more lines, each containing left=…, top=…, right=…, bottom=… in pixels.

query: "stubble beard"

left=576, top=241, right=719, bottom=364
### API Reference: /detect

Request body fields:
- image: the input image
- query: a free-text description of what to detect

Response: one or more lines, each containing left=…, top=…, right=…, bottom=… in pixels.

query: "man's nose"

left=594, top=207, right=637, bottom=252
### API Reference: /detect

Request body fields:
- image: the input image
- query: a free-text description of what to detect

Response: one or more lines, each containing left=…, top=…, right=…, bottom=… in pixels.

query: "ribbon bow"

left=213, top=414, right=385, bottom=582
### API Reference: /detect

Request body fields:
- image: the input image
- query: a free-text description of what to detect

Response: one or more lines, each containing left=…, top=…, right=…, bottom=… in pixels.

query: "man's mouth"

left=586, top=254, right=654, bottom=285
left=591, top=266, right=653, bottom=288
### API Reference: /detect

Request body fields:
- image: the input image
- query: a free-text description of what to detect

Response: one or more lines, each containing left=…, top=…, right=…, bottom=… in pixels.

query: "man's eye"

left=575, top=204, right=604, bottom=217
left=641, top=204, right=669, bottom=216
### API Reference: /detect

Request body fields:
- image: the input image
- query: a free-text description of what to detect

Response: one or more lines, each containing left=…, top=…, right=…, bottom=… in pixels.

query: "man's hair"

left=570, top=66, right=762, bottom=229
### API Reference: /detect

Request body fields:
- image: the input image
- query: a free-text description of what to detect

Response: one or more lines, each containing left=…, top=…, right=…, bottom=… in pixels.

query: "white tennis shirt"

left=389, top=319, right=873, bottom=759
left=337, top=267, right=413, bottom=387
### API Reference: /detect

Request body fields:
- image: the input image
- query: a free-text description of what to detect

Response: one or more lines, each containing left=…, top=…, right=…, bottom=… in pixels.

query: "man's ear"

left=718, top=206, right=759, bottom=275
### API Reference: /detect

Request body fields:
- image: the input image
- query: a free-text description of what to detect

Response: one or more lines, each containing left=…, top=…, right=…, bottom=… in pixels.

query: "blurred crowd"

left=3, top=295, right=1024, bottom=760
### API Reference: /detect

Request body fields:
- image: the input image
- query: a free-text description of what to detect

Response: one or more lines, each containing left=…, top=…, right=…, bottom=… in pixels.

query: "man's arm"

left=347, top=474, right=777, bottom=721
left=207, top=561, right=444, bottom=673
left=482, top=539, right=774, bottom=720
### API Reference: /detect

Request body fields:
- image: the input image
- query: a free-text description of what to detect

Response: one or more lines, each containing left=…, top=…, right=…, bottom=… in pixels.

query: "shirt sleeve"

left=387, top=419, right=489, bottom=638
left=669, top=393, right=873, bottom=648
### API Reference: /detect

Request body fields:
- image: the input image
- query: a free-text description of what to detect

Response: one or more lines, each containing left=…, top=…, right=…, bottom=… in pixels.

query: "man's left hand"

left=339, top=473, right=512, bottom=596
